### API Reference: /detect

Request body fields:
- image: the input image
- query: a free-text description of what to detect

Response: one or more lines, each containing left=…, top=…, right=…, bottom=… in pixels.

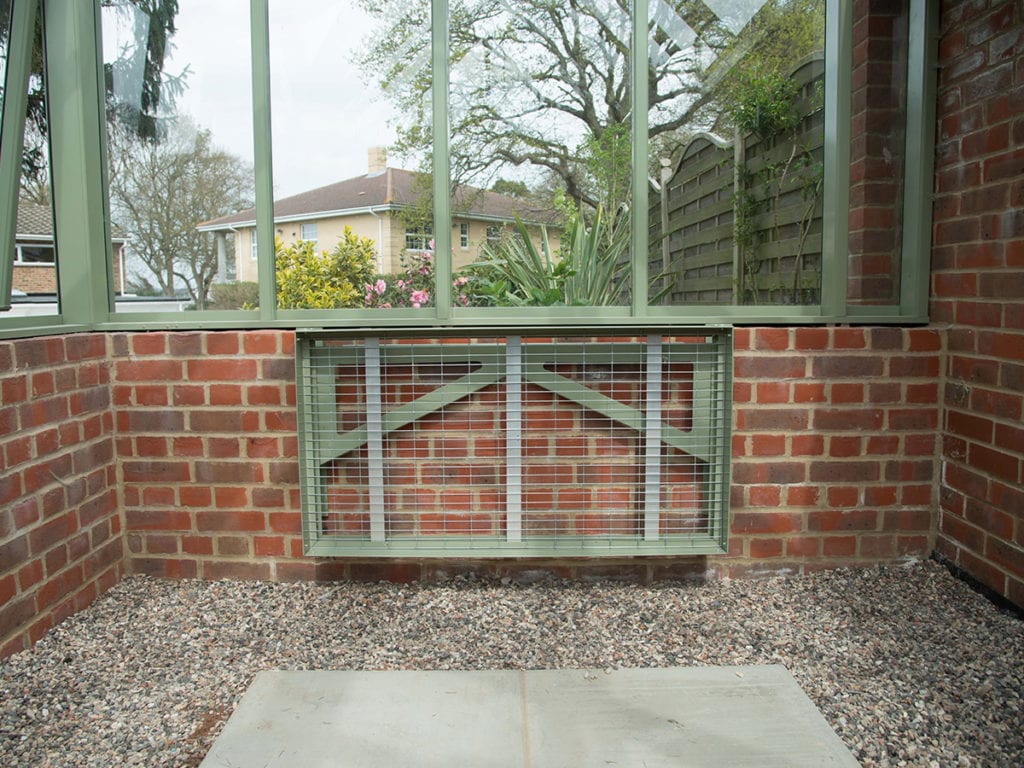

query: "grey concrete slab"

left=200, top=666, right=860, bottom=768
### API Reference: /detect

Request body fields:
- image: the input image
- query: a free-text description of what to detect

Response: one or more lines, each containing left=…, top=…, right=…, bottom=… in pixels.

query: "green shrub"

left=464, top=207, right=629, bottom=306
left=207, top=281, right=259, bottom=310
left=275, top=227, right=376, bottom=309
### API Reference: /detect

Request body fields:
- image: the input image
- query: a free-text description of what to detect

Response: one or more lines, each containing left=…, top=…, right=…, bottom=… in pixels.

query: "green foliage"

left=275, top=227, right=376, bottom=309
left=576, top=123, right=632, bottom=232
left=464, top=207, right=628, bottom=306
left=362, top=249, right=475, bottom=309
left=728, top=71, right=800, bottom=140
left=207, top=281, right=258, bottom=310
left=491, top=179, right=530, bottom=198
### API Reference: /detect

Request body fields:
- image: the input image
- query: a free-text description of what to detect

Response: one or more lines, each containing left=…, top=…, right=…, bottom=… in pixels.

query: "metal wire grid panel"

left=296, top=332, right=732, bottom=557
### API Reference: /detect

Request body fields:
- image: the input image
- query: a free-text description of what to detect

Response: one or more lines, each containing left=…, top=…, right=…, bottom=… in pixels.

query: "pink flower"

left=410, top=290, right=429, bottom=308
left=397, top=279, right=406, bottom=290
left=374, top=279, right=386, bottom=295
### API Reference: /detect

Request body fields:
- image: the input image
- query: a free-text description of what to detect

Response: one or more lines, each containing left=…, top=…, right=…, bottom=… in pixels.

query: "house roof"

left=16, top=201, right=55, bottom=237
left=16, top=199, right=128, bottom=241
left=198, top=168, right=559, bottom=231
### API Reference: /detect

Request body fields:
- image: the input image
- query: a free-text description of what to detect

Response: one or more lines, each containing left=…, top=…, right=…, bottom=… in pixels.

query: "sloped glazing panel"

left=648, top=0, right=825, bottom=307
left=0, top=0, right=9, bottom=121
left=269, top=0, right=434, bottom=313
left=102, top=0, right=258, bottom=313
left=441, top=0, right=634, bottom=310
left=8, top=0, right=60, bottom=315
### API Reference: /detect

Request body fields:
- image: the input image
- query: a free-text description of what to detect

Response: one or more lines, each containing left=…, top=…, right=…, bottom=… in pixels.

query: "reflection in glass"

left=103, top=0, right=257, bottom=312
left=847, top=1, right=909, bottom=306
left=649, top=0, right=825, bottom=306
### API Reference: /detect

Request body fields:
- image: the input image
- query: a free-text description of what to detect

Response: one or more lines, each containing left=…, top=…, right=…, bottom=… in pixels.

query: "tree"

left=358, top=0, right=823, bottom=211
left=0, top=0, right=181, bottom=194
left=108, top=123, right=254, bottom=309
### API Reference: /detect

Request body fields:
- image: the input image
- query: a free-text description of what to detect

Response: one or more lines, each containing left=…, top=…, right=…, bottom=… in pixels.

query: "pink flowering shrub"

left=363, top=248, right=473, bottom=308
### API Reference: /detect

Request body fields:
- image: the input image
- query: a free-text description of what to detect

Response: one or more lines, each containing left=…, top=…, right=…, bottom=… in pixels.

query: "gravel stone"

left=1, top=560, right=1022, bottom=767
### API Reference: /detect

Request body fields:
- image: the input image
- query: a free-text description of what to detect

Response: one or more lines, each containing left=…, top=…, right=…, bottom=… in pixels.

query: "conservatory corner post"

left=45, top=0, right=113, bottom=325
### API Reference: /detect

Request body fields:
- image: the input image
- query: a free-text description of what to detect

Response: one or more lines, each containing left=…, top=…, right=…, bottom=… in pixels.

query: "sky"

left=104, top=0, right=401, bottom=200
left=100, top=0, right=774, bottom=201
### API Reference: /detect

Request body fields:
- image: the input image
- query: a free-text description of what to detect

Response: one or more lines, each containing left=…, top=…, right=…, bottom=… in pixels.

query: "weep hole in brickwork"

left=297, top=331, right=733, bottom=557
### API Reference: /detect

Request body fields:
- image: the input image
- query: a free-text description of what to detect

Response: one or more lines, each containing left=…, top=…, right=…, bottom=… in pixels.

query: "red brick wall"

left=110, top=331, right=305, bottom=582
left=932, top=0, right=1024, bottom=606
left=0, top=334, right=121, bottom=658
left=107, top=328, right=940, bottom=584
left=730, top=326, right=941, bottom=573
left=848, top=0, right=909, bottom=304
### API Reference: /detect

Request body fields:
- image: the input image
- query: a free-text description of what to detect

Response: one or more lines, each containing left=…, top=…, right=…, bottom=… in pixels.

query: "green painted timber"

left=0, top=0, right=37, bottom=312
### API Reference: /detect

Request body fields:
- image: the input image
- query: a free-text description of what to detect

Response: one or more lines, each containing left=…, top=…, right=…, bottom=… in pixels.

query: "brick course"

left=0, top=334, right=121, bottom=659
left=932, top=0, right=1024, bottom=607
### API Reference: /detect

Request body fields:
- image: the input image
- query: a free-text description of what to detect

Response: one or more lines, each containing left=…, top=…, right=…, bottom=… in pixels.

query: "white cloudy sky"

left=105, top=0, right=401, bottom=199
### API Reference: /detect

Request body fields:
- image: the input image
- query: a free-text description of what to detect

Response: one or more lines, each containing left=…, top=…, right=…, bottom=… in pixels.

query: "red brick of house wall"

left=931, top=0, right=1024, bottom=607
left=0, top=334, right=122, bottom=658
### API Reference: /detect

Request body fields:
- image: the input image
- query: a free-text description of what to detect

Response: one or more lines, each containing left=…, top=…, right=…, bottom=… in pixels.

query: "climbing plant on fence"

left=649, top=55, right=825, bottom=307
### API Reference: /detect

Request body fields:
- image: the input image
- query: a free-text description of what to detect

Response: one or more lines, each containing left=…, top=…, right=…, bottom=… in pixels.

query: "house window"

left=15, top=244, right=55, bottom=264
left=485, top=225, right=501, bottom=245
left=405, top=223, right=433, bottom=252
left=459, top=222, right=469, bottom=249
left=251, top=233, right=258, bottom=261
left=300, top=222, right=317, bottom=244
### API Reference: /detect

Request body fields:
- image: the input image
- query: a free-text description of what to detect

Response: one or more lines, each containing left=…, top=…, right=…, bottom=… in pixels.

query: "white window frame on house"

left=485, top=225, right=501, bottom=245
left=14, top=243, right=56, bottom=264
left=405, top=223, right=433, bottom=252
left=459, top=222, right=468, bottom=249
left=250, top=233, right=258, bottom=261
left=300, top=222, right=317, bottom=245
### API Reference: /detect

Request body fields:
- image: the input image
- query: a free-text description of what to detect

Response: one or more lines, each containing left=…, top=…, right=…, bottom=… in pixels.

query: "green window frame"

left=0, top=0, right=938, bottom=338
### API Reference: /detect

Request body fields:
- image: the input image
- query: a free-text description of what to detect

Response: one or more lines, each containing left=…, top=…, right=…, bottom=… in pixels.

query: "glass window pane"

left=269, top=0, right=432, bottom=312
left=649, top=0, right=825, bottom=307
left=440, top=0, right=633, bottom=309
left=8, top=0, right=59, bottom=316
left=847, top=0, right=909, bottom=306
left=103, top=0, right=258, bottom=313
left=0, top=0, right=9, bottom=121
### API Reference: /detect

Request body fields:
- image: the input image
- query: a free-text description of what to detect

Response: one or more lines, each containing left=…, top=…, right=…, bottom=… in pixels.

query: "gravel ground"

left=1, top=559, right=1022, bottom=767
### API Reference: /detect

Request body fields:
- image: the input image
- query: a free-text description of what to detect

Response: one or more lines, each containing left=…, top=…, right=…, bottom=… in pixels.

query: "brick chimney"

left=368, top=146, right=387, bottom=174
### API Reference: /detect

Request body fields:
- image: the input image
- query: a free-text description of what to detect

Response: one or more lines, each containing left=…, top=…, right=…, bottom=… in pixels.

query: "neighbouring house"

left=13, top=200, right=127, bottom=296
left=198, top=148, right=560, bottom=281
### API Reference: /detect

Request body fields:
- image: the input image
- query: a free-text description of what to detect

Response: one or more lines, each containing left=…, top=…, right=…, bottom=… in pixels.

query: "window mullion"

left=899, top=0, right=937, bottom=320
left=250, top=0, right=276, bottom=321
left=820, top=0, right=852, bottom=319
left=630, top=0, right=648, bottom=316
left=431, top=0, right=451, bottom=319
